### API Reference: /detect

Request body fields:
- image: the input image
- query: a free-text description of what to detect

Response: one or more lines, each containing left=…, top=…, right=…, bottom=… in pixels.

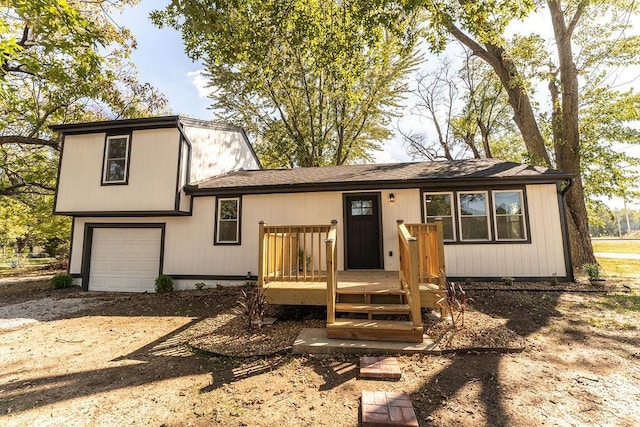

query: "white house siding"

left=184, top=124, right=261, bottom=183
left=68, top=184, right=567, bottom=290
left=444, top=184, right=566, bottom=278
left=56, top=129, right=180, bottom=212
left=69, top=189, right=421, bottom=289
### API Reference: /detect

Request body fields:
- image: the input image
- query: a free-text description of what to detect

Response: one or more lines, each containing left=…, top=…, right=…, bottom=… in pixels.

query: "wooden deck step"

left=336, top=288, right=406, bottom=295
left=335, top=302, right=411, bottom=314
left=327, top=319, right=423, bottom=343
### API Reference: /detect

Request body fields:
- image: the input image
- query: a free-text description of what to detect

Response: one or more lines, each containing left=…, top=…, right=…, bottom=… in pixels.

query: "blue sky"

left=118, top=1, right=211, bottom=119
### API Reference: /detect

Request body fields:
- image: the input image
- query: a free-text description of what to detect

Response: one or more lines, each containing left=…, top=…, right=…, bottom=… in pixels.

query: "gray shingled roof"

left=186, top=158, right=572, bottom=195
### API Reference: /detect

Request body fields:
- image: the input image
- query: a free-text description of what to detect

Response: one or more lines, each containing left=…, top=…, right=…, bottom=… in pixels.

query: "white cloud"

left=187, top=70, right=215, bottom=99
left=371, top=137, right=412, bottom=164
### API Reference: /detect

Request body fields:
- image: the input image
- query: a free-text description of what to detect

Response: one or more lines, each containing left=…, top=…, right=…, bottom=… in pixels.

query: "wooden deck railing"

left=325, top=221, right=338, bottom=323
left=397, top=221, right=423, bottom=328
left=406, top=221, right=446, bottom=288
left=258, top=222, right=334, bottom=286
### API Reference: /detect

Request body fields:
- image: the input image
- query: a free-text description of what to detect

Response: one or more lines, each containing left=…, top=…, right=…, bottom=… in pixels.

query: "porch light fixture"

left=389, top=193, right=395, bottom=203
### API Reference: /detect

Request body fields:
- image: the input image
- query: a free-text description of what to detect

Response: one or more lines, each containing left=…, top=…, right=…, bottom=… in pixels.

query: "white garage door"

left=89, top=228, right=162, bottom=292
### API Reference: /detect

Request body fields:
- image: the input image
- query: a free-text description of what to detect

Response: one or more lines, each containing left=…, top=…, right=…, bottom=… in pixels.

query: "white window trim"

left=423, top=191, right=456, bottom=241
left=457, top=191, right=491, bottom=241
left=102, top=135, right=130, bottom=184
left=492, top=189, right=527, bottom=241
left=216, top=197, right=240, bottom=244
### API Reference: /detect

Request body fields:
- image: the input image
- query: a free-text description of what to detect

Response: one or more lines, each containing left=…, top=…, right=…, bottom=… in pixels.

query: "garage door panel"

left=89, top=227, right=162, bottom=292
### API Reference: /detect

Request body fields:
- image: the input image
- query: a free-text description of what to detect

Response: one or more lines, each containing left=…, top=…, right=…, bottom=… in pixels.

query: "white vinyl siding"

left=67, top=184, right=566, bottom=286
left=443, top=184, right=565, bottom=278
left=102, top=135, right=130, bottom=184
left=183, top=124, right=260, bottom=182
left=56, top=129, right=180, bottom=212
left=89, top=228, right=161, bottom=292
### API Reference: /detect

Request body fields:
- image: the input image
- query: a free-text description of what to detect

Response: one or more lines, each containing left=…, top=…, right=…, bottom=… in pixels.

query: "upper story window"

left=102, top=135, right=130, bottom=184
left=215, top=197, right=241, bottom=244
left=424, top=192, right=455, bottom=241
left=493, top=190, right=526, bottom=240
left=458, top=191, right=490, bottom=241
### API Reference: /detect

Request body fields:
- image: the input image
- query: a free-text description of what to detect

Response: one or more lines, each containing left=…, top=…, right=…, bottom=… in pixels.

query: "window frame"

left=421, top=187, right=532, bottom=244
left=492, top=189, right=527, bottom=241
left=350, top=199, right=374, bottom=216
left=457, top=191, right=491, bottom=241
left=214, top=196, right=241, bottom=245
left=101, top=134, right=131, bottom=185
left=423, top=191, right=456, bottom=242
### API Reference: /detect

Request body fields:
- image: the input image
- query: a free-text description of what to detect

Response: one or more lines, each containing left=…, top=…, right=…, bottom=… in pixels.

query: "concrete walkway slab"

left=292, top=328, right=438, bottom=355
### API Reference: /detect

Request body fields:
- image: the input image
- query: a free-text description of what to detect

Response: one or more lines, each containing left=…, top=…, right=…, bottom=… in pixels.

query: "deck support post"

left=407, top=236, right=422, bottom=328
left=435, top=219, right=446, bottom=288
left=396, top=219, right=404, bottom=285
left=325, top=220, right=338, bottom=324
left=258, top=221, right=265, bottom=288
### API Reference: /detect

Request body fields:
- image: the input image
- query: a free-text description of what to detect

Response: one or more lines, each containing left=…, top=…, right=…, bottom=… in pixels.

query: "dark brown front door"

left=344, top=194, right=383, bottom=269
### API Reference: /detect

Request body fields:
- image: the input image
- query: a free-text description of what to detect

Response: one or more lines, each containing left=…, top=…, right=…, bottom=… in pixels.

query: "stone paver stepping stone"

left=361, top=391, right=418, bottom=427
left=360, top=356, right=402, bottom=380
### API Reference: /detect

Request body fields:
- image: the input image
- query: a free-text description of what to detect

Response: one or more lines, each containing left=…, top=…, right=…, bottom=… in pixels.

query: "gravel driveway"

left=0, top=297, right=109, bottom=330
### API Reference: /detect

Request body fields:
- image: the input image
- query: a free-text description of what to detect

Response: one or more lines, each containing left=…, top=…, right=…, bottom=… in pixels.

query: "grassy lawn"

left=598, top=257, right=640, bottom=278
left=592, top=239, right=640, bottom=254
left=0, top=258, right=57, bottom=277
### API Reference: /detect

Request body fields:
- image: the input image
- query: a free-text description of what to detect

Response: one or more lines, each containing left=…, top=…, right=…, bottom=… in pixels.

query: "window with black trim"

left=424, top=192, right=455, bottom=241
left=493, top=190, right=526, bottom=240
left=102, top=135, right=130, bottom=184
left=422, top=188, right=530, bottom=243
left=458, top=191, right=490, bottom=241
left=216, top=197, right=240, bottom=244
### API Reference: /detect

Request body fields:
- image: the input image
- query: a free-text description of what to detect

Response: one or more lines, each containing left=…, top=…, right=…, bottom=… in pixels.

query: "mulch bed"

left=188, top=304, right=527, bottom=357
left=188, top=311, right=325, bottom=357
left=465, top=280, right=631, bottom=292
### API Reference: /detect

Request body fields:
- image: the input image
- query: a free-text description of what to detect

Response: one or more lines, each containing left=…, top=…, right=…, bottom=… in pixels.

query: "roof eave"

left=185, top=173, right=574, bottom=196
left=50, top=116, right=182, bottom=134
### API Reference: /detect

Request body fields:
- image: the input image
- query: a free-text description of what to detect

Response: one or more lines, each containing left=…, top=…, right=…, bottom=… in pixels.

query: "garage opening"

left=85, top=225, right=163, bottom=292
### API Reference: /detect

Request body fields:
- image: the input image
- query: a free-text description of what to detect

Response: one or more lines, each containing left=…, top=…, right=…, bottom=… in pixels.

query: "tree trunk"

left=448, top=20, right=595, bottom=271
left=448, top=25, right=551, bottom=166
left=477, top=120, right=493, bottom=158
left=548, top=0, right=596, bottom=267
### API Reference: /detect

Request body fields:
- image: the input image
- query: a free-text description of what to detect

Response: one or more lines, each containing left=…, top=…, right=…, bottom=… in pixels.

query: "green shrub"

left=51, top=273, right=74, bottom=289
left=155, top=275, right=174, bottom=293
left=582, top=263, right=600, bottom=281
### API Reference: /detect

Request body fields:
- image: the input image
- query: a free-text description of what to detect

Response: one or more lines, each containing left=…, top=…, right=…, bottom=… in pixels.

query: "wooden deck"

left=258, top=221, right=445, bottom=342
left=261, top=270, right=443, bottom=308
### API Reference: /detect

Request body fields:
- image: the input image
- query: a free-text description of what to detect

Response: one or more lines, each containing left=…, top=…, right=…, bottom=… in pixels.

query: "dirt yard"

left=1, top=274, right=639, bottom=426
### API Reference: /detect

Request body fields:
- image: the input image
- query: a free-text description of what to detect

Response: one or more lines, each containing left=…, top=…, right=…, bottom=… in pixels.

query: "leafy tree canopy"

left=1, top=0, right=167, bottom=249
left=1, top=0, right=167, bottom=199
left=152, top=0, right=422, bottom=167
